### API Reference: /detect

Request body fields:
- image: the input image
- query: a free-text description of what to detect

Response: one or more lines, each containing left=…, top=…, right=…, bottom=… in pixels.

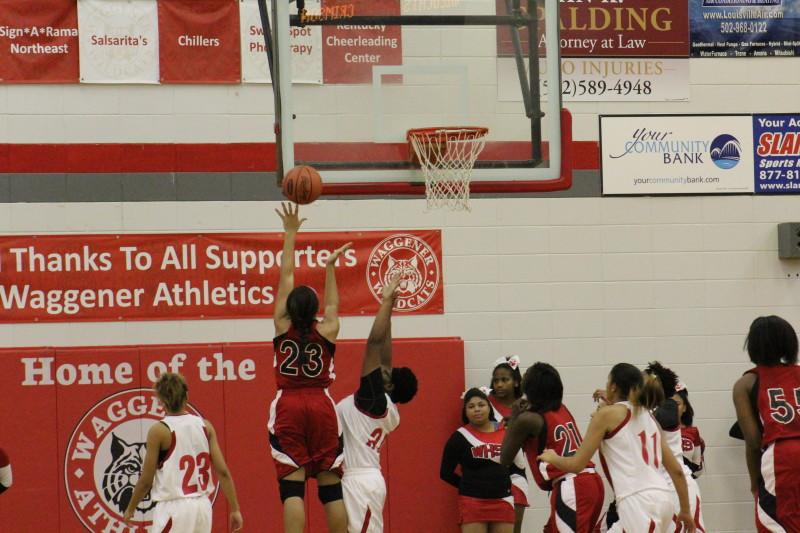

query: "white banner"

left=601, top=115, right=755, bottom=195
left=77, top=0, right=159, bottom=84
left=239, top=0, right=322, bottom=84
left=498, top=58, right=689, bottom=103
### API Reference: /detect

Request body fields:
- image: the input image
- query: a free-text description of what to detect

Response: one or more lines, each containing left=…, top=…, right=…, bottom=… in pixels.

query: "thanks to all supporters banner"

left=0, top=340, right=463, bottom=532
left=0, top=231, right=443, bottom=322
left=690, top=0, right=800, bottom=57
left=0, top=0, right=79, bottom=82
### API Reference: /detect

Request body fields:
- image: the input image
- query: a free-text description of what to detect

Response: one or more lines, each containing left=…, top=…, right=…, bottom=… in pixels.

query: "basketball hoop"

left=407, top=127, right=488, bottom=211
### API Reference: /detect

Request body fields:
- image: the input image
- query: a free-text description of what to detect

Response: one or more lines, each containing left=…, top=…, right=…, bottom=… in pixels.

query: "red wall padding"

left=0, top=338, right=464, bottom=532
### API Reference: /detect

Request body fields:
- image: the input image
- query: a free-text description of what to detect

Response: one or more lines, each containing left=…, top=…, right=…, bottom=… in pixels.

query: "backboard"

left=266, top=0, right=571, bottom=195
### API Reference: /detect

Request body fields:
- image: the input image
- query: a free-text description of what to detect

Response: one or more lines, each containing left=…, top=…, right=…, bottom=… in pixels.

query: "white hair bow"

left=675, top=381, right=687, bottom=392
left=461, top=386, right=491, bottom=399
left=493, top=355, right=521, bottom=371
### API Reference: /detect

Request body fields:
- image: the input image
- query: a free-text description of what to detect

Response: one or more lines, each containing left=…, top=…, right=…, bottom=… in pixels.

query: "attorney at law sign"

left=601, top=115, right=755, bottom=195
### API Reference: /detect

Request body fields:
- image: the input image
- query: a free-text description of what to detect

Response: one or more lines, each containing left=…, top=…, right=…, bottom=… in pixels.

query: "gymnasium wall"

left=1, top=195, right=797, bottom=532
left=1, top=57, right=796, bottom=146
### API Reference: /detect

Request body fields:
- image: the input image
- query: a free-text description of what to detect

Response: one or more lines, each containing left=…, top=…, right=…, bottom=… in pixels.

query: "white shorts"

left=608, top=489, right=673, bottom=533
left=151, top=497, right=212, bottom=533
left=666, top=473, right=705, bottom=532
left=342, top=468, right=386, bottom=533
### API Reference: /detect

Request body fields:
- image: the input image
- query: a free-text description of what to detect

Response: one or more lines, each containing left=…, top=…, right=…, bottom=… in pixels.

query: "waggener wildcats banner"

left=0, top=230, right=443, bottom=322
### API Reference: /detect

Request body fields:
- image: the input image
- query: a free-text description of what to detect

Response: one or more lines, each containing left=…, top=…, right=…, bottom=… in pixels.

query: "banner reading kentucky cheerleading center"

left=691, top=0, right=800, bottom=57
left=0, top=231, right=443, bottom=322
left=601, top=115, right=755, bottom=195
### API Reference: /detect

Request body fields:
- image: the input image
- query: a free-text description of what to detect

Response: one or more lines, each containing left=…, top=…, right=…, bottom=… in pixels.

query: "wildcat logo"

left=366, top=234, right=441, bottom=312
left=65, top=389, right=211, bottom=532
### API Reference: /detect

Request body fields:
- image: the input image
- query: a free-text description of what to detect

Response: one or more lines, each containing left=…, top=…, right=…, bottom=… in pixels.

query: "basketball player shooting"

left=337, top=275, right=419, bottom=533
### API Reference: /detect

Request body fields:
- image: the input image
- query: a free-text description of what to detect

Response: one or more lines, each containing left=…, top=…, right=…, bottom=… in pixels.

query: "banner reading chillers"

left=0, top=230, right=443, bottom=322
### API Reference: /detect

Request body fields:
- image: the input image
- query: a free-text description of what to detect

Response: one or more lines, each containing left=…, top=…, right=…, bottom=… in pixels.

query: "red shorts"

left=458, top=495, right=515, bottom=525
left=268, top=388, right=343, bottom=479
left=544, top=471, right=605, bottom=533
left=757, top=438, right=800, bottom=532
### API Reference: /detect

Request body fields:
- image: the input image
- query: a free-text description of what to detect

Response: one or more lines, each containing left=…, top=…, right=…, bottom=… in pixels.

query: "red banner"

left=0, top=0, right=79, bottom=82
left=496, top=0, right=689, bottom=57
left=0, top=339, right=464, bottom=532
left=0, top=230, right=443, bottom=322
left=158, top=0, right=241, bottom=83
left=322, top=0, right=402, bottom=83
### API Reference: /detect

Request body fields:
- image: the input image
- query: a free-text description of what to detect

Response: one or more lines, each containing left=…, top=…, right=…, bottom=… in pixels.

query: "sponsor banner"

left=239, top=0, right=322, bottom=83
left=77, top=0, right=159, bottom=84
left=498, top=58, right=689, bottom=102
left=158, top=0, right=241, bottom=83
left=754, top=114, right=800, bottom=193
left=690, top=0, right=800, bottom=57
left=0, top=230, right=443, bottom=323
left=496, top=0, right=690, bottom=58
left=0, top=340, right=462, bottom=532
left=601, top=115, right=755, bottom=195
left=0, top=0, right=79, bottom=83
left=322, top=0, right=402, bottom=83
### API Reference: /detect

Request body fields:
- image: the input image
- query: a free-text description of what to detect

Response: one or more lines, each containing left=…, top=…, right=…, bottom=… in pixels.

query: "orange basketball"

left=282, top=165, right=323, bottom=205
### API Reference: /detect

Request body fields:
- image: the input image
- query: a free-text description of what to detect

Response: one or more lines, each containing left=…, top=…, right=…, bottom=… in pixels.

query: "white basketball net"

left=408, top=127, right=488, bottom=211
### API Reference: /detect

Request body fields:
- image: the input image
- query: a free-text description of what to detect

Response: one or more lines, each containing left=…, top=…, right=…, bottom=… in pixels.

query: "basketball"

left=282, top=165, right=323, bottom=205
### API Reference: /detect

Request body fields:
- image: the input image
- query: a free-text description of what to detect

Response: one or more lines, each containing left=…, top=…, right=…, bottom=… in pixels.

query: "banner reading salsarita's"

left=0, top=231, right=443, bottom=322
left=690, top=0, right=800, bottom=57
left=754, top=114, right=800, bottom=193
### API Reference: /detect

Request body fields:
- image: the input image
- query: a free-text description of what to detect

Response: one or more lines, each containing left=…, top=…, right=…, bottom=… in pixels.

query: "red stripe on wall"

left=0, top=142, right=599, bottom=173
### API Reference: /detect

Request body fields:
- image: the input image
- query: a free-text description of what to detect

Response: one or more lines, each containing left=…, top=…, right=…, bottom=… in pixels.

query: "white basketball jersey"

left=337, top=394, right=400, bottom=470
left=599, top=402, right=670, bottom=501
left=151, top=414, right=214, bottom=502
left=661, top=425, right=693, bottom=478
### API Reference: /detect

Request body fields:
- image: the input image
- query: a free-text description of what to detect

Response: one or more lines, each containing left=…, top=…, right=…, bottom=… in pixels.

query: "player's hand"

left=592, top=388, right=608, bottom=405
left=676, top=511, right=695, bottom=533
left=538, top=449, right=558, bottom=464
left=382, top=275, right=402, bottom=302
left=122, top=507, right=134, bottom=524
left=511, top=398, right=529, bottom=419
left=230, top=510, right=244, bottom=532
left=276, top=202, right=306, bottom=233
left=325, top=242, right=353, bottom=268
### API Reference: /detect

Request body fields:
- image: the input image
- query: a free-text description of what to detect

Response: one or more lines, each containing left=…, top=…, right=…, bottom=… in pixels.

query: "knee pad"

left=318, top=482, right=343, bottom=504
left=279, top=479, right=305, bottom=502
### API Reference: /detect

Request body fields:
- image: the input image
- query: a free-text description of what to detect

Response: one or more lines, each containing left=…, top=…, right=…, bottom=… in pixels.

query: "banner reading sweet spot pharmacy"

left=601, top=114, right=756, bottom=195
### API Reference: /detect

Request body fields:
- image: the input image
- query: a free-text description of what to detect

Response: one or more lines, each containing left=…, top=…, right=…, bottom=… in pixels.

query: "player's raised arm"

left=362, top=276, right=400, bottom=377
left=123, top=422, right=170, bottom=523
left=317, top=242, right=352, bottom=342
left=205, top=420, right=243, bottom=532
left=274, top=202, right=306, bottom=335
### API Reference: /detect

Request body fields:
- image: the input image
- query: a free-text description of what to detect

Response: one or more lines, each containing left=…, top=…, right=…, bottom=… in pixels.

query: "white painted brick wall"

left=2, top=196, right=797, bottom=532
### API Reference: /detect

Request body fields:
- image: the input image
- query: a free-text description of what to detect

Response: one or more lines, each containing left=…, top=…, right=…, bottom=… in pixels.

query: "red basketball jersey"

left=524, top=404, right=594, bottom=490
left=748, top=365, right=800, bottom=447
left=273, top=322, right=336, bottom=389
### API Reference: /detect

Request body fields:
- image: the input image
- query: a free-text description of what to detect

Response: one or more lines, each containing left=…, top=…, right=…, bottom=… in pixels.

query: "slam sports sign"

left=601, top=114, right=755, bottom=195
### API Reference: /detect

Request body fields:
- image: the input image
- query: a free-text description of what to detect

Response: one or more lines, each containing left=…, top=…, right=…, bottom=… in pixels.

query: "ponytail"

left=154, top=372, right=188, bottom=413
left=286, top=285, right=320, bottom=364
left=609, top=362, right=664, bottom=412
left=637, top=373, right=665, bottom=410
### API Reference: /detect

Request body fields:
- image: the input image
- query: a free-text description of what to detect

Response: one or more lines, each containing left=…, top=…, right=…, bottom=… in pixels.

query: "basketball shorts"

left=607, top=489, right=673, bottom=533
left=664, top=472, right=705, bottom=533
left=458, top=495, right=515, bottom=525
left=757, top=439, right=800, bottom=532
left=268, top=388, right=344, bottom=479
left=511, top=472, right=529, bottom=507
left=151, top=497, right=212, bottom=533
left=342, top=468, right=386, bottom=533
left=543, top=471, right=605, bottom=533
